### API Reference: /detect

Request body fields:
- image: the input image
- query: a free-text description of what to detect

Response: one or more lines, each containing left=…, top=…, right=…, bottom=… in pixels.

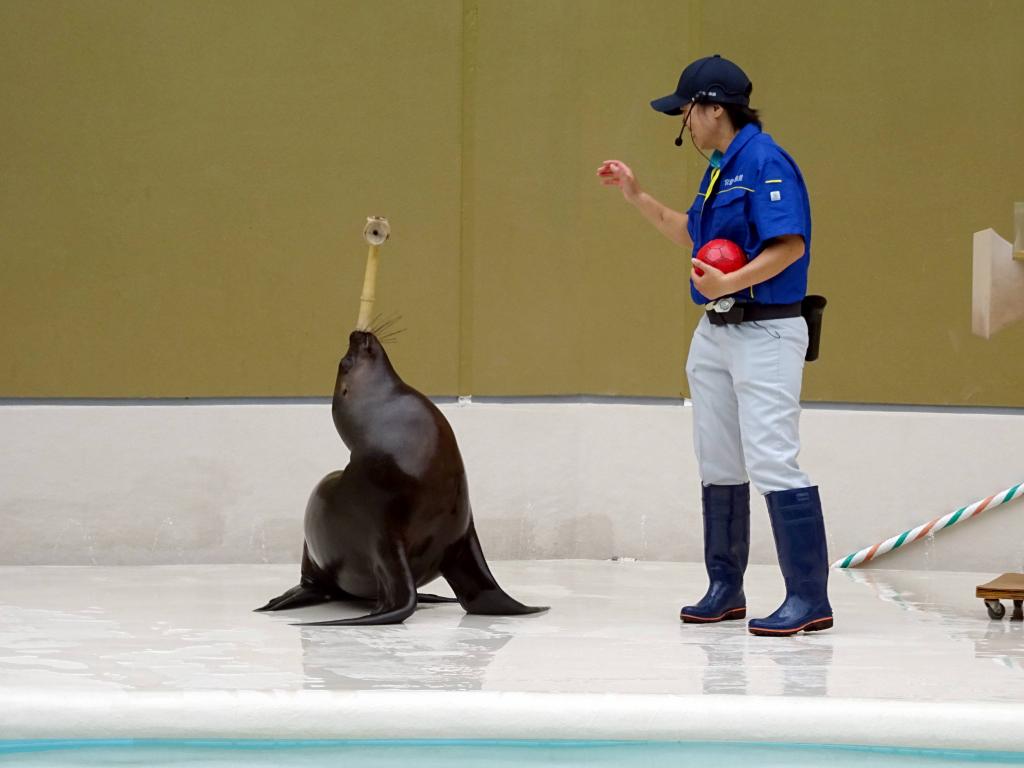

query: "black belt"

left=705, top=300, right=803, bottom=326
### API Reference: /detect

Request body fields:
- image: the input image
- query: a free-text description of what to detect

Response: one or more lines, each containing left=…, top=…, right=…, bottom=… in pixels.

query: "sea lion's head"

left=336, top=330, right=397, bottom=401
left=332, top=330, right=402, bottom=448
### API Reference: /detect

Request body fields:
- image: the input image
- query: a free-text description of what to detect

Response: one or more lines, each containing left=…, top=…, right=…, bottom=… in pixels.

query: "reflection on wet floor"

left=298, top=615, right=518, bottom=691
left=845, top=567, right=1024, bottom=676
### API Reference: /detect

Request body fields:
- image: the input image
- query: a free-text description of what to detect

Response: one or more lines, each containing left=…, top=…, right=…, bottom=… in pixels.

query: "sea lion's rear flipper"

left=255, top=544, right=342, bottom=612
left=292, top=542, right=417, bottom=626
left=441, top=521, right=548, bottom=616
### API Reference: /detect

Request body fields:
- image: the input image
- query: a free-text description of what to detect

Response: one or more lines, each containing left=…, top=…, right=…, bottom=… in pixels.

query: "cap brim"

left=650, top=93, right=686, bottom=115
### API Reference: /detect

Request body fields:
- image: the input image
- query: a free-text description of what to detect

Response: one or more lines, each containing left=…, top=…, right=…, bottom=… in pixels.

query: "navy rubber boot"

left=680, top=483, right=750, bottom=623
left=748, top=486, right=834, bottom=636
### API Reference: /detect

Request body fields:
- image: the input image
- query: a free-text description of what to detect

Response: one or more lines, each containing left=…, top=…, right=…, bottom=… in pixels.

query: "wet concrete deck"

left=1, top=561, right=1021, bottom=750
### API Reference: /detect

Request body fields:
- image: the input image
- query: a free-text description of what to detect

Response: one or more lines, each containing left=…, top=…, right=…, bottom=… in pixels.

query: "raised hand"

left=596, top=159, right=640, bottom=202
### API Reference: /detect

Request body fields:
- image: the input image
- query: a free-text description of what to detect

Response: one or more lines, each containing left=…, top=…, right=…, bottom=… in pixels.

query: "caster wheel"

left=985, top=599, right=1006, bottom=620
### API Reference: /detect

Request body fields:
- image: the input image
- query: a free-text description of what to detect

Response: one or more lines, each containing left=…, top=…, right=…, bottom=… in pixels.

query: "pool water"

left=1, top=741, right=1023, bottom=767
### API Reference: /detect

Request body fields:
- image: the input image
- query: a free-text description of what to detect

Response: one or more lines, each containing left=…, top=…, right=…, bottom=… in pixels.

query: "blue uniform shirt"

left=685, top=123, right=811, bottom=305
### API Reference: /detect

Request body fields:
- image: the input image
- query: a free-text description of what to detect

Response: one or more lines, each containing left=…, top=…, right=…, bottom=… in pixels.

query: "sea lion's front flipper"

left=255, top=545, right=342, bottom=612
left=292, top=542, right=417, bottom=626
left=441, top=521, right=548, bottom=616
left=254, top=582, right=332, bottom=612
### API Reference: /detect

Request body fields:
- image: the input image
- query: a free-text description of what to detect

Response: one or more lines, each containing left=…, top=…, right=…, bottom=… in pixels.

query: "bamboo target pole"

left=355, top=216, right=391, bottom=330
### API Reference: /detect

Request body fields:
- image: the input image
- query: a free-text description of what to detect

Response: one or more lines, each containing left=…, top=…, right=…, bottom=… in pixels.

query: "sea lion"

left=256, top=330, right=547, bottom=625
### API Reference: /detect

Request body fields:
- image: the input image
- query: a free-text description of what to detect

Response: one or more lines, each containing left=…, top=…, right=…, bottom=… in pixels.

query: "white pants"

left=685, top=314, right=811, bottom=495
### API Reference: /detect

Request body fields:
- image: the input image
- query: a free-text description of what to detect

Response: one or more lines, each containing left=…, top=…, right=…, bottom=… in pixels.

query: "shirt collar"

left=716, top=122, right=761, bottom=169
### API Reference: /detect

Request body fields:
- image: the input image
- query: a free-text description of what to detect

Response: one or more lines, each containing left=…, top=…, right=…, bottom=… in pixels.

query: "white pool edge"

left=1, top=690, right=1021, bottom=752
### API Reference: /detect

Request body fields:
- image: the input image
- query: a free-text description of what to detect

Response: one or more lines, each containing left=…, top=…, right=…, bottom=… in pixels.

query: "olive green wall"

left=3, top=0, right=1022, bottom=404
left=1, top=0, right=464, bottom=396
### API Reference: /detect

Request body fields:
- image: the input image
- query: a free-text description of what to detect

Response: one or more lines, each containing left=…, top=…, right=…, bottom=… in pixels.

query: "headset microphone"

left=674, top=93, right=702, bottom=147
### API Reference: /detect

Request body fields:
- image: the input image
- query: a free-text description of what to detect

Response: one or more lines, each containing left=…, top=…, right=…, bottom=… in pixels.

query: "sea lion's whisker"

left=372, top=317, right=404, bottom=338
left=364, top=313, right=387, bottom=335
left=371, top=313, right=399, bottom=331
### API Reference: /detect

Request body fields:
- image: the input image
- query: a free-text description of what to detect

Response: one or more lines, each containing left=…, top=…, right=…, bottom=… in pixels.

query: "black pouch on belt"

left=801, top=295, right=827, bottom=362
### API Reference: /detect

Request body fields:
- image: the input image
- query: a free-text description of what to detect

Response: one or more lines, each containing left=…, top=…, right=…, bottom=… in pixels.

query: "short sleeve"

left=748, top=152, right=809, bottom=251
left=685, top=194, right=702, bottom=253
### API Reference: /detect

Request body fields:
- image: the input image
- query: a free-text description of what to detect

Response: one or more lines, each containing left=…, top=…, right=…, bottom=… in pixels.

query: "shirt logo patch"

left=770, top=190, right=782, bottom=202
left=721, top=174, right=744, bottom=188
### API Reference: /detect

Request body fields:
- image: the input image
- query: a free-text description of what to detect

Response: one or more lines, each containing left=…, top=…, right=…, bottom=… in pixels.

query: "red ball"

left=695, top=238, right=747, bottom=276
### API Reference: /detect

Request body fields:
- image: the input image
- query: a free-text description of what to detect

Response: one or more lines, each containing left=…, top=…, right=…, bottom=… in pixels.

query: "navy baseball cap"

left=650, top=54, right=752, bottom=115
